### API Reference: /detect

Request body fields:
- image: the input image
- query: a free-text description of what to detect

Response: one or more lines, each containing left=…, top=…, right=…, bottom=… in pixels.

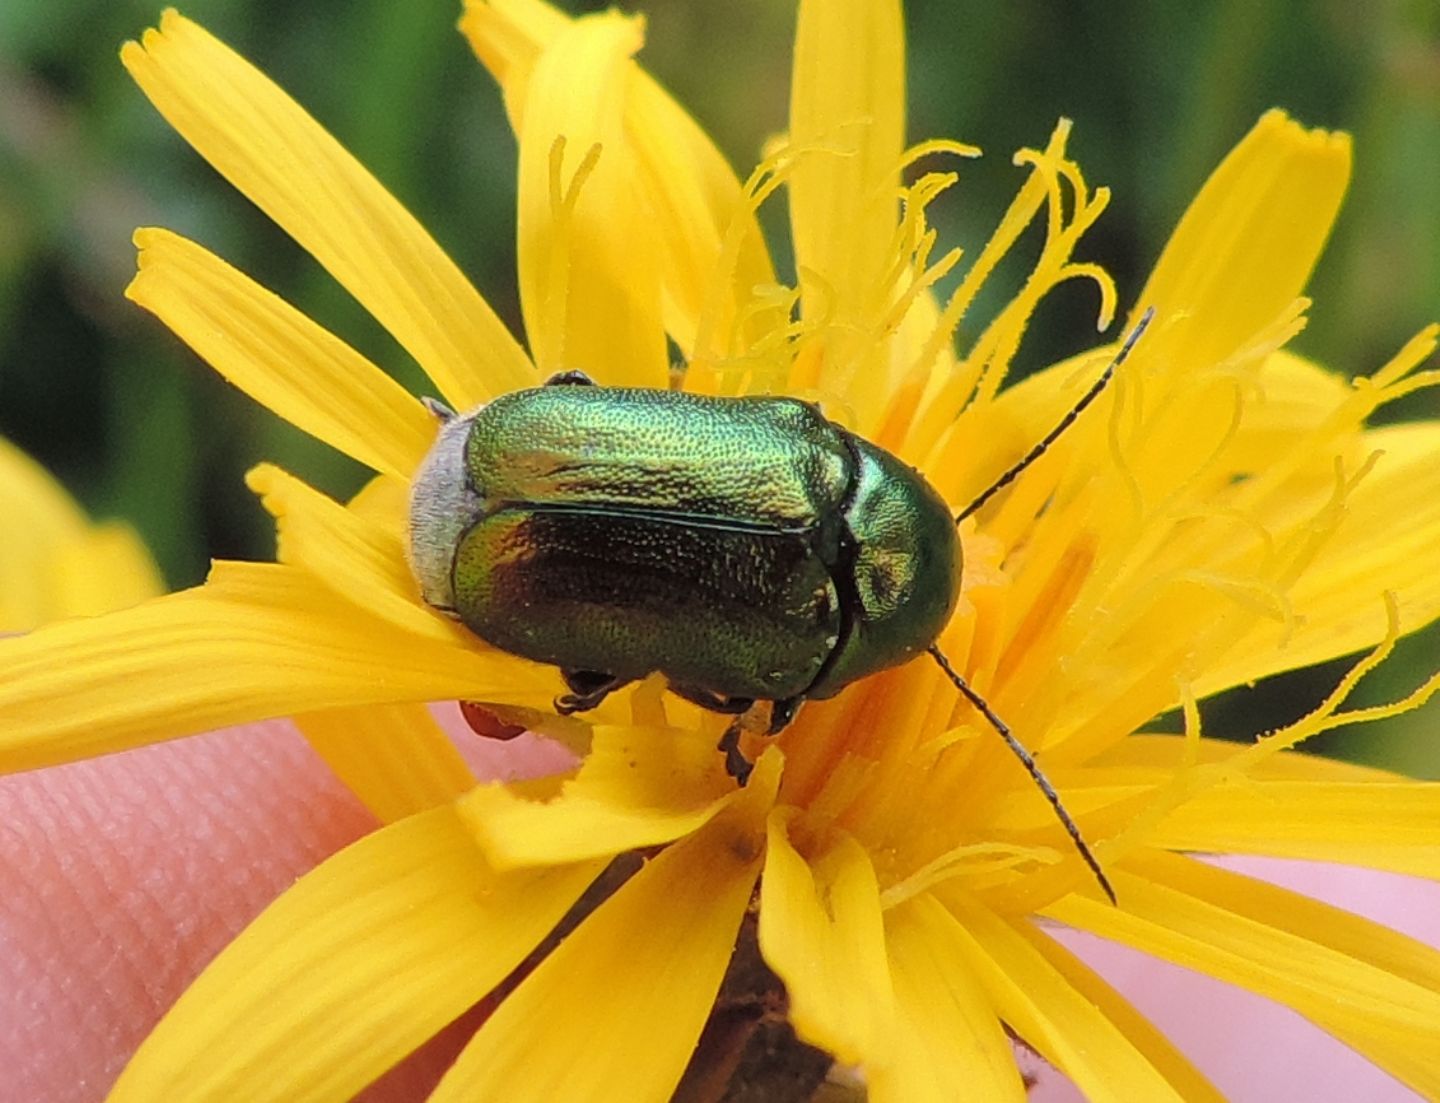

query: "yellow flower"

left=2, top=1, right=1439, bottom=1099
left=0, top=436, right=162, bottom=631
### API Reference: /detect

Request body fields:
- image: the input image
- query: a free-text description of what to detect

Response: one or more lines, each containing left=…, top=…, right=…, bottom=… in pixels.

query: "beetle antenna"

left=955, top=307, right=1155, bottom=524
left=927, top=645, right=1116, bottom=904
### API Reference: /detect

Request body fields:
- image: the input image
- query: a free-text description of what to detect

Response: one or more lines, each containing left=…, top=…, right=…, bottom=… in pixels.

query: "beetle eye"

left=855, top=545, right=913, bottom=616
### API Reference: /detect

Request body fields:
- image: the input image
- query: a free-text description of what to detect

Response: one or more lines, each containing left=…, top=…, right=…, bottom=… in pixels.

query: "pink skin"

left=1032, top=857, right=1440, bottom=1103
left=0, top=708, right=569, bottom=1103
left=2, top=717, right=1435, bottom=1101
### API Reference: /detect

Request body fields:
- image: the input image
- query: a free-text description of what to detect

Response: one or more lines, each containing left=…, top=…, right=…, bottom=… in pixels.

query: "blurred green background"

left=1, top=0, right=1436, bottom=772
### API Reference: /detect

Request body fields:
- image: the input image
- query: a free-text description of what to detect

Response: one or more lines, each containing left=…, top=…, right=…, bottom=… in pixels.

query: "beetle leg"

left=718, top=697, right=801, bottom=785
left=767, top=695, right=804, bottom=734
left=673, top=685, right=755, bottom=716
left=554, top=669, right=630, bottom=715
left=670, top=686, right=763, bottom=784
left=717, top=721, right=754, bottom=786
left=544, top=369, right=596, bottom=387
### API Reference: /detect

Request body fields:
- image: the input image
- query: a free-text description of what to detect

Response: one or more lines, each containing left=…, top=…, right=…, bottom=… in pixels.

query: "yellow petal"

left=963, top=331, right=1440, bottom=771
left=127, top=229, right=434, bottom=478
left=966, top=341, right=1353, bottom=521
left=758, top=810, right=895, bottom=1069
left=624, top=69, right=777, bottom=365
left=460, top=0, right=567, bottom=126
left=44, top=523, right=165, bottom=618
left=432, top=754, right=777, bottom=1101
left=1144, top=780, right=1440, bottom=879
left=294, top=703, right=476, bottom=824
left=1048, top=850, right=1440, bottom=1098
left=346, top=470, right=410, bottom=526
left=457, top=722, right=734, bottom=868
left=1092, top=733, right=1404, bottom=781
left=788, top=0, right=904, bottom=326
left=244, top=463, right=445, bottom=640
left=942, top=893, right=1195, bottom=1102
left=461, top=0, right=776, bottom=363
left=122, top=12, right=534, bottom=407
left=1138, top=109, right=1351, bottom=369
left=0, top=436, right=87, bottom=539
left=513, top=12, right=668, bottom=386
left=869, top=895, right=1026, bottom=1103
left=1017, top=912, right=1225, bottom=1103
left=110, top=805, right=600, bottom=1102
left=1201, top=421, right=1440, bottom=694
left=0, top=437, right=163, bottom=631
left=1221, top=348, right=1354, bottom=474
left=0, top=561, right=552, bottom=774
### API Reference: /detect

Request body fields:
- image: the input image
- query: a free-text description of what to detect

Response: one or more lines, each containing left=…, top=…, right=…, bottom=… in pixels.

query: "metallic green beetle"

left=408, top=373, right=960, bottom=777
left=409, top=313, right=1152, bottom=902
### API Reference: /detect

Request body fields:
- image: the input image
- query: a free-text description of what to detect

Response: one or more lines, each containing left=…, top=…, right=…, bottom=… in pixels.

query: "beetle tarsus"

left=718, top=721, right=754, bottom=785
left=675, top=685, right=755, bottom=716
left=555, top=669, right=628, bottom=715
left=767, top=696, right=803, bottom=734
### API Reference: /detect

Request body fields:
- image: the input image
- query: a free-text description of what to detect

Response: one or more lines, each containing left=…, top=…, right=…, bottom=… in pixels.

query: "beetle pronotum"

left=409, top=310, right=1154, bottom=902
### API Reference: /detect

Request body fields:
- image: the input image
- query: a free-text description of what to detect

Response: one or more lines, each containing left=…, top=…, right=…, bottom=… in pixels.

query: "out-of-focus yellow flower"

left=1, top=1, right=1438, bottom=1099
left=0, top=436, right=162, bottom=631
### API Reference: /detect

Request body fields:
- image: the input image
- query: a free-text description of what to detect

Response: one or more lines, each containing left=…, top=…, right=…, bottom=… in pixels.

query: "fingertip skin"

left=1031, top=857, right=1440, bottom=1103
left=0, top=722, right=377, bottom=1103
